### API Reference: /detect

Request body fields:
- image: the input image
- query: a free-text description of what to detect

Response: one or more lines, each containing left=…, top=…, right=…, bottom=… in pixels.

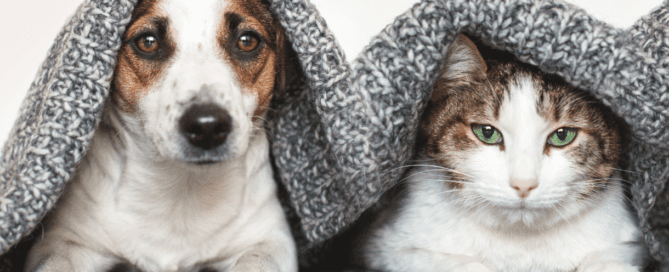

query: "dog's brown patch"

left=112, top=0, right=174, bottom=113
left=218, top=0, right=287, bottom=118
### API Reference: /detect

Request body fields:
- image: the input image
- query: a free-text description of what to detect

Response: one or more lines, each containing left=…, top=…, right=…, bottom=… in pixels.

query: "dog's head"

left=111, top=0, right=290, bottom=164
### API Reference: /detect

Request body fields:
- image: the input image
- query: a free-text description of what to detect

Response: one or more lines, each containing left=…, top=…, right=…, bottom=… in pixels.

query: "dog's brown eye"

left=136, top=35, right=159, bottom=54
left=237, top=34, right=259, bottom=52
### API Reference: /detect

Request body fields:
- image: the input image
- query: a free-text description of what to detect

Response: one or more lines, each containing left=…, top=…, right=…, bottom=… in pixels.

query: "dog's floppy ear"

left=274, top=28, right=287, bottom=98
left=273, top=24, right=301, bottom=99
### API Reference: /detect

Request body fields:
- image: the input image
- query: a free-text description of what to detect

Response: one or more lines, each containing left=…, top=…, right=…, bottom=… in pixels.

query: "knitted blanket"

left=1, top=0, right=668, bottom=270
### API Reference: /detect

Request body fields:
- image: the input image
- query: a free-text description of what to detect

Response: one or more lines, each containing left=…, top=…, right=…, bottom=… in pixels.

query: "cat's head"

left=419, top=34, right=624, bottom=228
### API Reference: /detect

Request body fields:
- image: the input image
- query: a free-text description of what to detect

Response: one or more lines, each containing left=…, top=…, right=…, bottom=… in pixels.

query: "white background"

left=0, top=0, right=664, bottom=146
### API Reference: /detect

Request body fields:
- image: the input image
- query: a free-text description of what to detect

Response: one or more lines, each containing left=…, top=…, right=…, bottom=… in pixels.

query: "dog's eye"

left=135, top=34, right=160, bottom=54
left=236, top=34, right=259, bottom=52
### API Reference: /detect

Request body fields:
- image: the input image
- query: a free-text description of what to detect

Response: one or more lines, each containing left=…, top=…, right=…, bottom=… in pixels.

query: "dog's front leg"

left=199, top=239, right=297, bottom=272
left=25, top=234, right=118, bottom=272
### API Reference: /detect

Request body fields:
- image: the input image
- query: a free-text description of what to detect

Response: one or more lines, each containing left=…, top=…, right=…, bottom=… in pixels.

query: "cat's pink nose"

left=510, top=179, right=538, bottom=198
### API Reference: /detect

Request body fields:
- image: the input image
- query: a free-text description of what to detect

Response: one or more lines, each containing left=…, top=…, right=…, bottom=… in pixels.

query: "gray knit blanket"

left=1, top=0, right=668, bottom=270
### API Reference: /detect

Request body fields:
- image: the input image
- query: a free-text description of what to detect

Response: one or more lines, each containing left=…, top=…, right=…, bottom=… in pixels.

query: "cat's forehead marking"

left=486, top=62, right=578, bottom=127
left=497, top=76, right=552, bottom=140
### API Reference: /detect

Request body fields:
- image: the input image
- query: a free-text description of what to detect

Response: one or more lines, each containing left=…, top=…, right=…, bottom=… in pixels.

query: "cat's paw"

left=577, top=262, right=639, bottom=272
left=452, top=262, right=495, bottom=272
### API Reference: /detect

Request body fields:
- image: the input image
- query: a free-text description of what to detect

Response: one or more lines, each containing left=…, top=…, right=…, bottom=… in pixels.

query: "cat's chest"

left=382, top=172, right=637, bottom=271
left=402, top=216, right=592, bottom=270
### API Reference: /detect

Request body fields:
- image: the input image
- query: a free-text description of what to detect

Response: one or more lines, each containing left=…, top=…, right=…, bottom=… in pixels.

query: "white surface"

left=0, top=0, right=664, bottom=147
left=571, top=0, right=664, bottom=28
left=0, top=0, right=83, bottom=146
left=309, top=0, right=418, bottom=60
left=309, top=0, right=665, bottom=60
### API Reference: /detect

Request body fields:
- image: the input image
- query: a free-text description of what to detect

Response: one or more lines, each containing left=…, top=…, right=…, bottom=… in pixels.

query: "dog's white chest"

left=109, top=149, right=278, bottom=270
left=41, top=132, right=291, bottom=271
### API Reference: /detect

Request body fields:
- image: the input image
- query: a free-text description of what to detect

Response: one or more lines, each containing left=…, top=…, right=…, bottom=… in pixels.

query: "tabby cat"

left=359, top=34, right=648, bottom=272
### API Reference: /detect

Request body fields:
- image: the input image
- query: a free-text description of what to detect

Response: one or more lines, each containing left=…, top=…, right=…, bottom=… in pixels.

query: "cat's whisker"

left=551, top=202, right=575, bottom=229
left=617, top=193, right=634, bottom=205
left=383, top=162, right=443, bottom=176
left=611, top=167, right=642, bottom=175
left=455, top=196, right=489, bottom=217
left=568, top=183, right=610, bottom=193
left=387, top=174, right=420, bottom=188
left=570, top=176, right=634, bottom=188
left=403, top=164, right=476, bottom=179
left=388, top=186, right=413, bottom=203
left=410, top=158, right=438, bottom=163
left=386, top=169, right=470, bottom=189
left=435, top=188, right=468, bottom=196
left=385, top=168, right=476, bottom=185
left=410, top=170, right=471, bottom=181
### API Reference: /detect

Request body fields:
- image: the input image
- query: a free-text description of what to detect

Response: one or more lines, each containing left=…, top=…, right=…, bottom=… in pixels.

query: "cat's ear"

left=440, top=34, right=487, bottom=82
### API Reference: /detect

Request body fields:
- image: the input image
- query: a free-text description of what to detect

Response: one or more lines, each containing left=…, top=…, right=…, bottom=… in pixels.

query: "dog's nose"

left=179, top=104, right=232, bottom=150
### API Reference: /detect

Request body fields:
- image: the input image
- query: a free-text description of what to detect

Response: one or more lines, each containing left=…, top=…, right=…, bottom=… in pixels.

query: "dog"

left=24, top=0, right=297, bottom=271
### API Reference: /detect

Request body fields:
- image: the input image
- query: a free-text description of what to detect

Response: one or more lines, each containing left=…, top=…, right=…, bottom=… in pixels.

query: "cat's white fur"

left=363, top=77, right=645, bottom=272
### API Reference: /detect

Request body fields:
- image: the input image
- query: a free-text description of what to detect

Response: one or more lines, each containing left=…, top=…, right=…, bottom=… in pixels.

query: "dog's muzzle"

left=179, top=103, right=232, bottom=150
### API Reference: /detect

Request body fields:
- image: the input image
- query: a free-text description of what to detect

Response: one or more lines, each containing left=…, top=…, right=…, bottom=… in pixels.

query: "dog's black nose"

left=179, top=104, right=232, bottom=150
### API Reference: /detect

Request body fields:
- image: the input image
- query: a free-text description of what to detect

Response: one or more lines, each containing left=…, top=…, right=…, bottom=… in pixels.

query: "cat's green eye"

left=547, top=128, right=578, bottom=147
left=472, top=124, right=503, bottom=144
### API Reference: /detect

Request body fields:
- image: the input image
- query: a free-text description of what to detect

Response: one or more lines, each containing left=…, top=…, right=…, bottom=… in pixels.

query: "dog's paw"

left=229, top=252, right=280, bottom=272
left=577, top=262, right=639, bottom=272
left=452, top=261, right=495, bottom=272
left=28, top=255, right=75, bottom=272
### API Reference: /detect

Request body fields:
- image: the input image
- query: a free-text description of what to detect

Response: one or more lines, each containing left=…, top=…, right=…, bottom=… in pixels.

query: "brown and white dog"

left=25, top=0, right=296, bottom=271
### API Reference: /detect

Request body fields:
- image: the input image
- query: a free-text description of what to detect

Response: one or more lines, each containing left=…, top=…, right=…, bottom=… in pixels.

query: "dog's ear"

left=273, top=24, right=301, bottom=99
left=274, top=27, right=287, bottom=98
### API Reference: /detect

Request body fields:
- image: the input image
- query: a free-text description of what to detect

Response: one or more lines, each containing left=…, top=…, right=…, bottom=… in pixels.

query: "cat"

left=356, top=34, right=648, bottom=272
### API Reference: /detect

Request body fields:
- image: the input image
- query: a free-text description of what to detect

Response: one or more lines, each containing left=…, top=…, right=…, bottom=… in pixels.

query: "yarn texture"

left=1, top=0, right=667, bottom=269
left=0, top=0, right=135, bottom=256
